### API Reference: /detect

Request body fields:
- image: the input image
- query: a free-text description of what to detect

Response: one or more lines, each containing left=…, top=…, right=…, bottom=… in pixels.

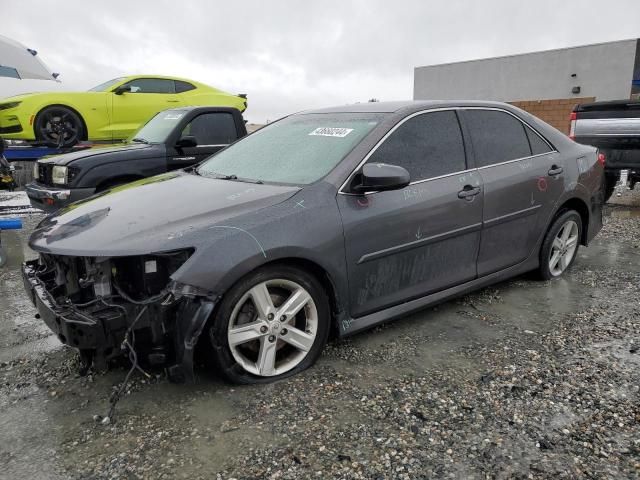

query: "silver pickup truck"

left=571, top=100, right=640, bottom=201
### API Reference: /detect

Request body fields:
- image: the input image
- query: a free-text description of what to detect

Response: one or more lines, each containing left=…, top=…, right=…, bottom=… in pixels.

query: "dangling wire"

left=99, top=303, right=151, bottom=423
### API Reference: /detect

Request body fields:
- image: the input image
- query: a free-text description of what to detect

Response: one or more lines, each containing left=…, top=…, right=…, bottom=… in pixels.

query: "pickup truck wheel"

left=208, top=265, right=330, bottom=384
left=538, top=210, right=582, bottom=280
left=35, top=106, right=84, bottom=148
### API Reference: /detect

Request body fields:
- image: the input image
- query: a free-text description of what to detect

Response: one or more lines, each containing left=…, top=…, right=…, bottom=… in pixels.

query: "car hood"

left=29, top=171, right=300, bottom=256
left=39, top=143, right=156, bottom=166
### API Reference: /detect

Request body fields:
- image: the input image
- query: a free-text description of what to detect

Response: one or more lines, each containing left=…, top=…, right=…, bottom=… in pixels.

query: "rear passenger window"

left=524, top=125, right=553, bottom=155
left=175, top=80, right=196, bottom=93
left=368, top=110, right=466, bottom=181
left=465, top=110, right=531, bottom=167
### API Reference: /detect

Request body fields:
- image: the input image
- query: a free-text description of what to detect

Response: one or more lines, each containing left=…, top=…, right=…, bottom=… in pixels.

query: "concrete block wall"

left=509, top=97, right=595, bottom=134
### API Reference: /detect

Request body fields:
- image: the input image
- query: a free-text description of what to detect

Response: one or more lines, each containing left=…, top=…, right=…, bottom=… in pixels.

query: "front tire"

left=208, top=265, right=330, bottom=384
left=35, top=106, right=84, bottom=148
left=538, top=210, right=582, bottom=280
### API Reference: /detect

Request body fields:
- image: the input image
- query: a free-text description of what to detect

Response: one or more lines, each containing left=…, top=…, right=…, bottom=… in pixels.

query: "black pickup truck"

left=26, top=106, right=247, bottom=211
left=571, top=100, right=640, bottom=201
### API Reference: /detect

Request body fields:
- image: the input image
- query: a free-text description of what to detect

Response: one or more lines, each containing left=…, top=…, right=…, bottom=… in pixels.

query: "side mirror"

left=352, top=162, right=410, bottom=193
left=175, top=135, right=197, bottom=148
left=114, top=85, right=132, bottom=95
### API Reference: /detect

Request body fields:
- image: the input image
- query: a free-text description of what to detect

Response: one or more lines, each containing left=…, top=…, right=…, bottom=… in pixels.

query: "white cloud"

left=1, top=0, right=640, bottom=123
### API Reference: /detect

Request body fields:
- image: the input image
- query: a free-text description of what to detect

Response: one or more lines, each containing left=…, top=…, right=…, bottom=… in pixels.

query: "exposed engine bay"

left=22, top=249, right=216, bottom=382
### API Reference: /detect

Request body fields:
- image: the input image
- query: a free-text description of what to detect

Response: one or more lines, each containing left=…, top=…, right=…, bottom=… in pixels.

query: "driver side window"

left=120, top=78, right=175, bottom=94
left=368, top=110, right=467, bottom=181
left=181, top=113, right=238, bottom=146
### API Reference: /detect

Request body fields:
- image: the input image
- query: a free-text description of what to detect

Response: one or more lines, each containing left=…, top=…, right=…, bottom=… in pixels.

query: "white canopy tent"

left=0, top=34, right=58, bottom=81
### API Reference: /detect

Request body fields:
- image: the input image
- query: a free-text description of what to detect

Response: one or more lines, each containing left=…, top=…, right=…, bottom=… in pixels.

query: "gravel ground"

left=1, top=190, right=639, bottom=479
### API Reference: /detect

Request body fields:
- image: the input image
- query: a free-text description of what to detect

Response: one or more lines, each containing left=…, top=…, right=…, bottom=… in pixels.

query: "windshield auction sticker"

left=309, top=127, right=354, bottom=137
left=163, top=113, right=183, bottom=120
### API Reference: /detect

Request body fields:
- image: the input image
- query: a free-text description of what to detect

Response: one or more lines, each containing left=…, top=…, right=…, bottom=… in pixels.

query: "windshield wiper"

left=200, top=172, right=263, bottom=184
left=237, top=177, right=264, bottom=184
left=222, top=174, right=264, bottom=184
left=131, top=138, right=149, bottom=144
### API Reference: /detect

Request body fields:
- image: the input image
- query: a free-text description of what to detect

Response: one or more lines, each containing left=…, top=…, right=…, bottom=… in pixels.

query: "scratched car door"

left=461, top=108, right=564, bottom=276
left=337, top=110, right=483, bottom=318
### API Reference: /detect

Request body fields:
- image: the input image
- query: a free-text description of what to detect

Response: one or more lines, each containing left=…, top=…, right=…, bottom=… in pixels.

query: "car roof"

left=124, top=74, right=199, bottom=83
left=162, top=106, right=242, bottom=114
left=301, top=100, right=519, bottom=115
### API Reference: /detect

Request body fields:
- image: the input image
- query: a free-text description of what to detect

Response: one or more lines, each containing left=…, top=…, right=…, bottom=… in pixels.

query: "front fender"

left=171, top=187, right=348, bottom=315
left=27, top=93, right=110, bottom=140
left=73, top=156, right=165, bottom=189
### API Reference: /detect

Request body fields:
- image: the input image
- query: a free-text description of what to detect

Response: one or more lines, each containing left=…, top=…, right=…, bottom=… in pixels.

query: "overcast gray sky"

left=2, top=0, right=640, bottom=123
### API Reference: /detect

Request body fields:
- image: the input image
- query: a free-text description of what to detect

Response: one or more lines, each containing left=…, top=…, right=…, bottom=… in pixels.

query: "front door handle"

left=458, top=185, right=481, bottom=199
left=548, top=165, right=564, bottom=176
left=167, top=99, right=180, bottom=103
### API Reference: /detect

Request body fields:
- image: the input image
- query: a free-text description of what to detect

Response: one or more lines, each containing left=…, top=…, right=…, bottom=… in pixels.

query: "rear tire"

left=35, top=106, right=84, bottom=148
left=538, top=210, right=582, bottom=280
left=208, top=264, right=330, bottom=384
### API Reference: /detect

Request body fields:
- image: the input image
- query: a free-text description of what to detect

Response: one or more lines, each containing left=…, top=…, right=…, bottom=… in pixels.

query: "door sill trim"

left=340, top=254, right=537, bottom=336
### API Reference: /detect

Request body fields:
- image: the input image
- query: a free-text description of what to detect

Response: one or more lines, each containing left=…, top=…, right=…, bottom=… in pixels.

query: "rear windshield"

left=197, top=113, right=382, bottom=184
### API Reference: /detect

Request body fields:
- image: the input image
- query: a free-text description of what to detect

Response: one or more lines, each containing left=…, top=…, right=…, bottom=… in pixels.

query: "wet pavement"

left=1, top=192, right=639, bottom=479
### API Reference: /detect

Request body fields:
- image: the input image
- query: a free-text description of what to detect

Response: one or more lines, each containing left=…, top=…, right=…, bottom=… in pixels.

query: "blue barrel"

left=0, top=218, right=22, bottom=230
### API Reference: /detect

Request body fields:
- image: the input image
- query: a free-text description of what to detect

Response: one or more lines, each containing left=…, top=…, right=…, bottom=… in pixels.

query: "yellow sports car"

left=0, top=75, right=247, bottom=147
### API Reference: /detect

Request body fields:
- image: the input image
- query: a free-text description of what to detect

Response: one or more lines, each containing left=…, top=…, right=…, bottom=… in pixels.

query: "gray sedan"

left=23, top=101, right=604, bottom=384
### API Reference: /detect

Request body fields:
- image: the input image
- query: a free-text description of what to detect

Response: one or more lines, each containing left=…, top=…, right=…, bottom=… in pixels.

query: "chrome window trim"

left=340, top=167, right=479, bottom=197
left=194, top=144, right=229, bottom=148
left=338, top=106, right=557, bottom=195
left=577, top=133, right=640, bottom=137
left=475, top=151, right=555, bottom=170
left=406, top=167, right=476, bottom=186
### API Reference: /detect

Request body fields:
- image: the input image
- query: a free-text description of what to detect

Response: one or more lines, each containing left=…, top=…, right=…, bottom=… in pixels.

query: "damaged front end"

left=22, top=250, right=216, bottom=382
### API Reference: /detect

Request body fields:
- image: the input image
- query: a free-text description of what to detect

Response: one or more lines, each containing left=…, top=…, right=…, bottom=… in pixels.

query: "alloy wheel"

left=37, top=108, right=80, bottom=147
left=227, top=279, right=318, bottom=377
left=548, top=220, right=579, bottom=276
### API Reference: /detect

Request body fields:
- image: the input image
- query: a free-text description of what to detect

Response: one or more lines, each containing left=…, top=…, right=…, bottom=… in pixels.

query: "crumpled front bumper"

left=22, top=260, right=125, bottom=355
left=22, top=259, right=216, bottom=382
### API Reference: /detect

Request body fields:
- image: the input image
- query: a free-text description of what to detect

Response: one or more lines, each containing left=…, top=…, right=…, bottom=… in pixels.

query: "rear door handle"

left=548, top=165, right=563, bottom=176
left=458, top=185, right=481, bottom=199
left=167, top=99, right=180, bottom=103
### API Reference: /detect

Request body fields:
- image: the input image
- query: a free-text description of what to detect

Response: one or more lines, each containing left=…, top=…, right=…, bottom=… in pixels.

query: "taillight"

left=597, top=151, right=606, bottom=166
left=569, top=112, right=577, bottom=140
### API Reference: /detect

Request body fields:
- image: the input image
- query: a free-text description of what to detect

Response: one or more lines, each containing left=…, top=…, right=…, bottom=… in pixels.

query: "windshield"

left=128, top=110, right=187, bottom=144
left=88, top=77, right=126, bottom=92
left=197, top=113, right=381, bottom=184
